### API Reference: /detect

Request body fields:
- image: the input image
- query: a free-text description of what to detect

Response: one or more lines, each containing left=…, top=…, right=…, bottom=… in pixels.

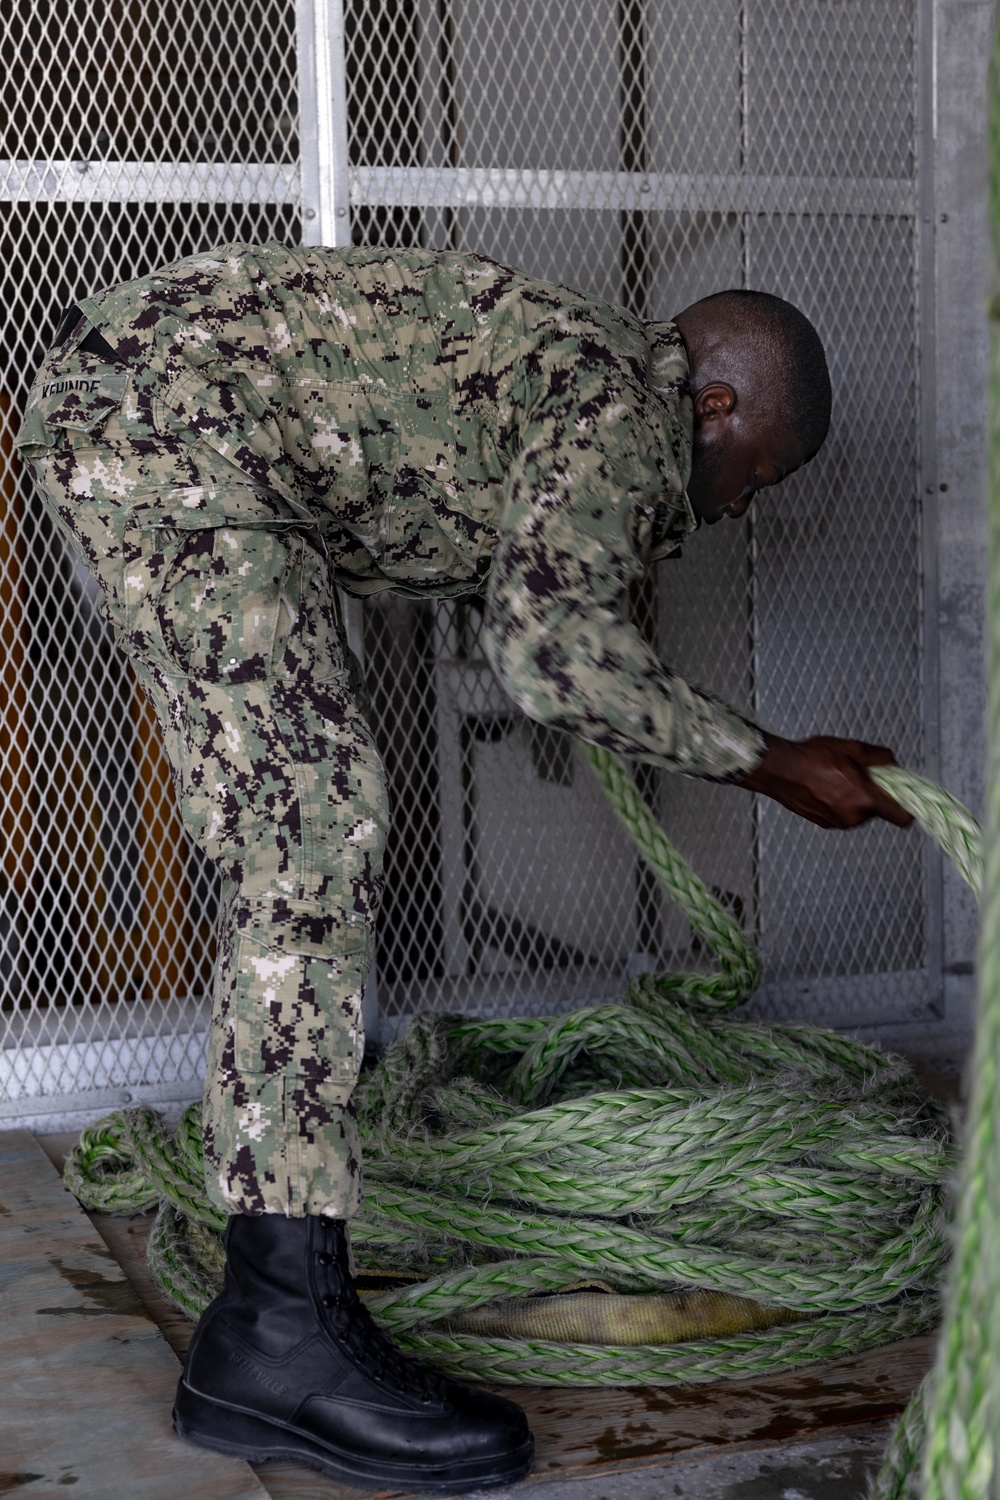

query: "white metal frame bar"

left=0, top=159, right=300, bottom=205
left=295, top=0, right=352, bottom=245
left=350, top=168, right=915, bottom=216
left=0, top=161, right=916, bottom=218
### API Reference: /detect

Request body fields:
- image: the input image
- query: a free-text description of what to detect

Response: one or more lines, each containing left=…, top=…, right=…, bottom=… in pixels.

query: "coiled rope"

left=65, top=747, right=978, bottom=1407
left=869, top=23, right=1000, bottom=1498
left=61, top=43, right=1000, bottom=1481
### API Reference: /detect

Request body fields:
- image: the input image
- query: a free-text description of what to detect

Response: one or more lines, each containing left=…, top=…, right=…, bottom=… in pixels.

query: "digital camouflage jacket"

left=20, top=243, right=766, bottom=780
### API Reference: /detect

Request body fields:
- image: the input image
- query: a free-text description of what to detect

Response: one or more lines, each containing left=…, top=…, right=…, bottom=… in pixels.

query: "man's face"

left=686, top=383, right=808, bottom=526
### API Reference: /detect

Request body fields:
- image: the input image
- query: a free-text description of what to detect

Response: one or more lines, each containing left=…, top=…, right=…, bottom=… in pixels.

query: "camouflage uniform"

left=16, top=243, right=765, bottom=1218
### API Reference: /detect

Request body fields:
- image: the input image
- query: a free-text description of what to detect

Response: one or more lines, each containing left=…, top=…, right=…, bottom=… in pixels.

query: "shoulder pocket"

left=16, top=371, right=129, bottom=452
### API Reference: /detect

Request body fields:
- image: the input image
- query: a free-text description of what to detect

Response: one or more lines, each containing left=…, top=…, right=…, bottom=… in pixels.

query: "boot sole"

left=173, top=1378, right=534, bottom=1493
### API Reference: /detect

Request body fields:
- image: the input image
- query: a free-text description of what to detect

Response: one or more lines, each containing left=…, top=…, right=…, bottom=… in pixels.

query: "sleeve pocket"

left=15, top=371, right=129, bottom=454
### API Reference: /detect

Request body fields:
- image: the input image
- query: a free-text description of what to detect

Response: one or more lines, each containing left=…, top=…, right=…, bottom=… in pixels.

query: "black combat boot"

left=173, top=1213, right=533, bottom=1491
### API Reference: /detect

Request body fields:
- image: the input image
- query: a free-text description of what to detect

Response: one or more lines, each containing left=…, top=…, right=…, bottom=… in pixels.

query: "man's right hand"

left=738, top=734, right=914, bottom=830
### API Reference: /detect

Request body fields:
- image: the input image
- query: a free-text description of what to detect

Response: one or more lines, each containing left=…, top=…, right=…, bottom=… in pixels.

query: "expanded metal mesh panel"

left=749, top=216, right=924, bottom=1018
left=0, top=0, right=300, bottom=1120
left=348, top=0, right=930, bottom=1028
left=1, top=0, right=933, bottom=1120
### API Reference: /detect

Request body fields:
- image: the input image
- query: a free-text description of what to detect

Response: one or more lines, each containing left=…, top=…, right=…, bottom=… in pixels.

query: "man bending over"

left=17, top=244, right=909, bottom=1491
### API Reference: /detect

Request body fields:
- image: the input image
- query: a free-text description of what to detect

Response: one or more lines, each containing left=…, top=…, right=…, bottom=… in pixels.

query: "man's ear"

left=693, top=382, right=737, bottom=428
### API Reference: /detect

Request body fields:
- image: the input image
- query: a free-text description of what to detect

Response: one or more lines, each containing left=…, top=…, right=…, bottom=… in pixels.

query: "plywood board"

left=36, top=1132, right=931, bottom=1497
left=0, top=1130, right=267, bottom=1500
left=511, top=1335, right=932, bottom=1483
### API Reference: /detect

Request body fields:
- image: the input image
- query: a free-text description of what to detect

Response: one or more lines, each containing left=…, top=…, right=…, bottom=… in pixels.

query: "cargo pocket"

left=141, top=524, right=345, bottom=684
left=153, top=526, right=292, bottom=682
left=230, top=900, right=371, bottom=1088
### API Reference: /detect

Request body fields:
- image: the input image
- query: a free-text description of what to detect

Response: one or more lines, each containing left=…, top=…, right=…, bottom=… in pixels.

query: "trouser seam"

left=265, top=680, right=315, bottom=887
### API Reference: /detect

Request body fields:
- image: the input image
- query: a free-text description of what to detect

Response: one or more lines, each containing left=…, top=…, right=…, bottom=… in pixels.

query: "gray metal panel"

left=748, top=212, right=925, bottom=1019
left=646, top=0, right=742, bottom=177
left=932, top=0, right=992, bottom=1038
left=746, top=0, right=915, bottom=179
left=449, top=0, right=621, bottom=173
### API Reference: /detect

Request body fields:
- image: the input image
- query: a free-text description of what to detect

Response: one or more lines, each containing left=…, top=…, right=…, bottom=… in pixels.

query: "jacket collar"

left=644, top=319, right=697, bottom=558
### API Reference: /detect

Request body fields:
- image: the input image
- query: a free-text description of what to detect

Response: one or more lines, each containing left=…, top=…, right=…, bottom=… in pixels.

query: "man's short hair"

left=696, top=288, right=832, bottom=457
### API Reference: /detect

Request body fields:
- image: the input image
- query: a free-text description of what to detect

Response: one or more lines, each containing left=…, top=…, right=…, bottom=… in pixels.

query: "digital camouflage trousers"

left=18, top=335, right=388, bottom=1219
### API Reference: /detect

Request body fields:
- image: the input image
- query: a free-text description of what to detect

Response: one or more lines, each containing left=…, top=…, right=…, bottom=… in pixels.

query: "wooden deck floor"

left=0, top=1128, right=934, bottom=1499
left=1, top=1130, right=265, bottom=1500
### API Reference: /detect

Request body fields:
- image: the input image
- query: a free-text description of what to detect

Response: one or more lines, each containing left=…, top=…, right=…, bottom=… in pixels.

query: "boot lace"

left=318, top=1235, right=449, bottom=1405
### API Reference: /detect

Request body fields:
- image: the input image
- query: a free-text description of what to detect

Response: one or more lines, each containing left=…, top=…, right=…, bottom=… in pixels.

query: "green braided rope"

left=62, top=1112, right=161, bottom=1216
left=910, top=22, right=1000, bottom=1497
left=149, top=1204, right=226, bottom=1318
left=583, top=744, right=760, bottom=1007
left=872, top=1374, right=933, bottom=1500
left=64, top=749, right=980, bottom=1403
left=870, top=767, right=983, bottom=899
left=67, top=1105, right=227, bottom=1233
left=358, top=1176, right=947, bottom=1313
left=873, top=20, right=1000, bottom=1498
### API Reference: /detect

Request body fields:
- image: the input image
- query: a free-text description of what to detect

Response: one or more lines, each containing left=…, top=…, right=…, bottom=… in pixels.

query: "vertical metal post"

left=740, top=1, right=763, bottom=956
left=739, top=0, right=751, bottom=286
left=934, top=0, right=993, bottom=1036
left=296, top=0, right=352, bottom=246
left=916, top=0, right=945, bottom=1014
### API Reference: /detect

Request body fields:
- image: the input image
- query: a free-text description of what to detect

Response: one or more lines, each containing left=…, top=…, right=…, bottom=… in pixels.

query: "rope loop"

left=62, top=752, right=979, bottom=1408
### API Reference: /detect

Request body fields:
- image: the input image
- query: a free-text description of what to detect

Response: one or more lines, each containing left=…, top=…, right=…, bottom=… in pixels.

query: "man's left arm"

left=483, top=373, right=767, bottom=782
